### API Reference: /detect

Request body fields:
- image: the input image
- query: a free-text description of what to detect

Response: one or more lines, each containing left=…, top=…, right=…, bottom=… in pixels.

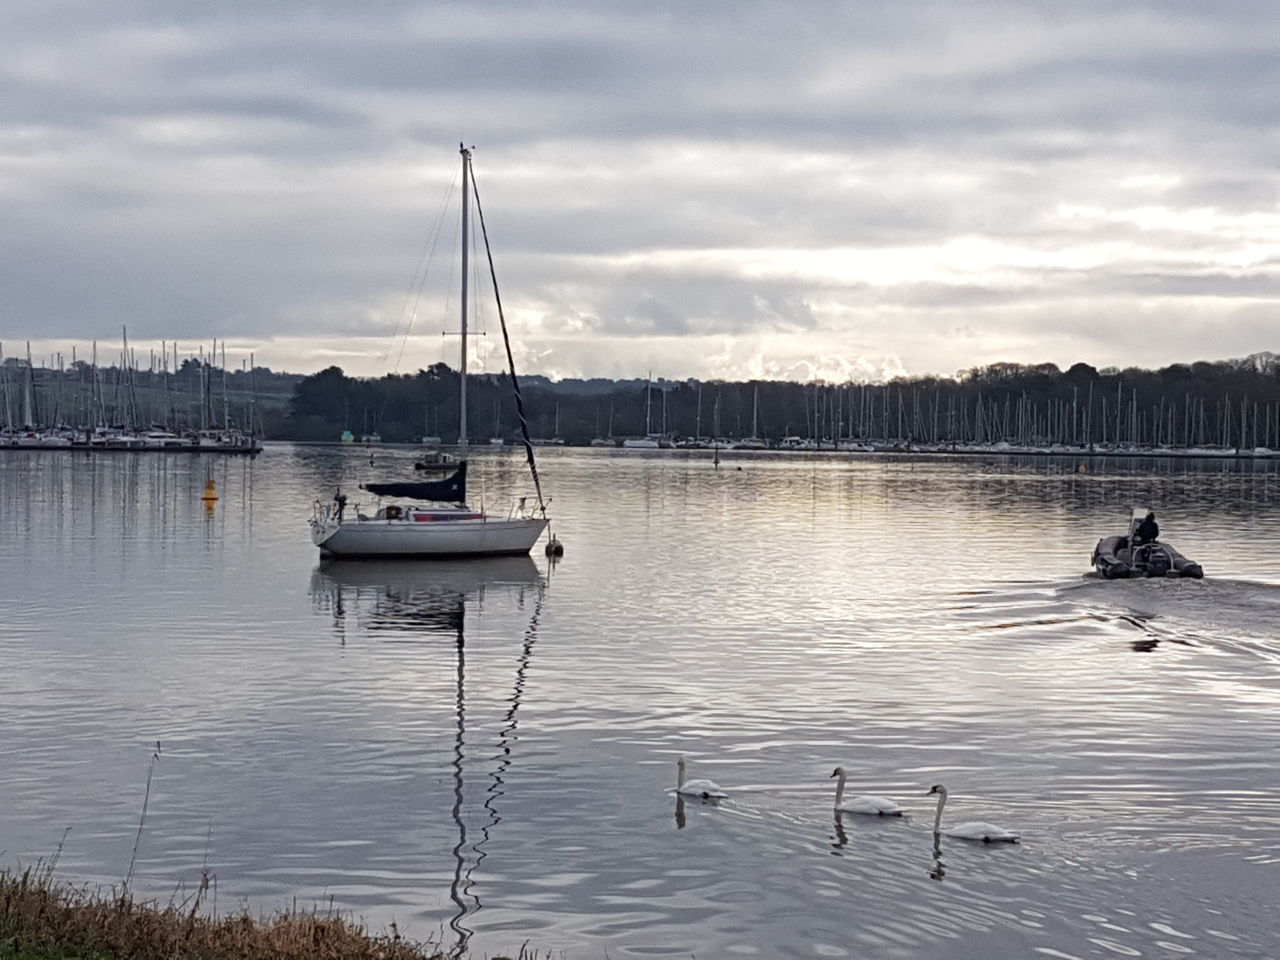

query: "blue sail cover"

left=361, top=461, right=467, bottom=502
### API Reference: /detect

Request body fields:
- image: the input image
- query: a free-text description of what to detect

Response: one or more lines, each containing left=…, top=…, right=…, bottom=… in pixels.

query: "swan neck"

left=677, top=761, right=686, bottom=790
left=933, top=791, right=946, bottom=833
left=833, top=770, right=846, bottom=807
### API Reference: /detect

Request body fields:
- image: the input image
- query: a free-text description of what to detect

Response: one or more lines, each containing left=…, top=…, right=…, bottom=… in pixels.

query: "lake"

left=1, top=446, right=1278, bottom=959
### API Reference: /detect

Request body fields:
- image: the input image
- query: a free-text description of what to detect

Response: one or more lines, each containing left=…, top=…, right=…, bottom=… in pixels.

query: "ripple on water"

left=1, top=449, right=1279, bottom=959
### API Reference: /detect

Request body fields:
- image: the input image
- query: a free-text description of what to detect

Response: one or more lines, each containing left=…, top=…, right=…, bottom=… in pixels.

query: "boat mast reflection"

left=309, top=556, right=546, bottom=959
left=448, top=607, right=470, bottom=955
left=468, top=586, right=546, bottom=930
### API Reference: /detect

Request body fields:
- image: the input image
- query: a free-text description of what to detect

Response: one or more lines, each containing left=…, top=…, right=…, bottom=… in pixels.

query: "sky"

left=2, top=0, right=1277, bottom=383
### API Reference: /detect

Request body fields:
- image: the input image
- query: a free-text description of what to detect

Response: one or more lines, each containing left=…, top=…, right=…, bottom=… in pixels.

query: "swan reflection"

left=831, top=813, right=848, bottom=851
left=929, top=836, right=946, bottom=882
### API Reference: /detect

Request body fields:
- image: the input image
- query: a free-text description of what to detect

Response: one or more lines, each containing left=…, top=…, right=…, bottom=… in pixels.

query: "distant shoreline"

left=268, top=439, right=1280, bottom=460
left=6, top=437, right=1271, bottom=460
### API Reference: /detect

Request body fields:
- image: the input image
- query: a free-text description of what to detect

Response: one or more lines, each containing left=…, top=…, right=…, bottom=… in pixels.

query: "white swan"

left=927, top=784, right=1019, bottom=843
left=675, top=756, right=727, bottom=799
left=830, top=766, right=904, bottom=816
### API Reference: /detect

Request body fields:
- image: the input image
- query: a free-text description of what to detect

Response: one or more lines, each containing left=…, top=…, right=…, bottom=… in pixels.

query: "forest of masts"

left=794, top=380, right=1280, bottom=451
left=0, top=335, right=261, bottom=434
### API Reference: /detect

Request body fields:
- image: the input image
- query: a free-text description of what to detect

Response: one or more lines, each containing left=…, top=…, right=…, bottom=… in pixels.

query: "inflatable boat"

left=1092, top=508, right=1204, bottom=579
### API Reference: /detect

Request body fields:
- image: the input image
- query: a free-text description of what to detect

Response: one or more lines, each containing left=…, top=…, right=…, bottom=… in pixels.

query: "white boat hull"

left=311, top=515, right=548, bottom=558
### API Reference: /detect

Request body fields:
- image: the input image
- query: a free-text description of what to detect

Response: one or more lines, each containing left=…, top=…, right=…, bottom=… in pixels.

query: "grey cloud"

left=1, top=0, right=1276, bottom=378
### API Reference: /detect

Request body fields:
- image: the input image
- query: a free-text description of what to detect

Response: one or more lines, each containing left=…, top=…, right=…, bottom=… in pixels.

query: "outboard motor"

left=1141, top=545, right=1171, bottom=578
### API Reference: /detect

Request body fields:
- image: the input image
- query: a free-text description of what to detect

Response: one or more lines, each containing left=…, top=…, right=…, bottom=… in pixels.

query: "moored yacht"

left=309, top=144, right=552, bottom=560
left=311, top=463, right=548, bottom=557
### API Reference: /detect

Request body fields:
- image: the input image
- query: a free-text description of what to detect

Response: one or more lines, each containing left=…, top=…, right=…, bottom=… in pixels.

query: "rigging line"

left=468, top=171, right=547, bottom=518
left=389, top=167, right=460, bottom=372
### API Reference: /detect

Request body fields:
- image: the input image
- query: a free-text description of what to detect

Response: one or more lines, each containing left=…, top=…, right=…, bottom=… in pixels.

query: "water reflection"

left=831, top=813, right=847, bottom=851
left=468, top=578, right=546, bottom=960
left=309, top=556, right=542, bottom=638
left=309, top=556, right=546, bottom=958
left=928, top=836, right=946, bottom=882
left=447, top=600, right=470, bottom=958
left=5, top=448, right=1280, bottom=960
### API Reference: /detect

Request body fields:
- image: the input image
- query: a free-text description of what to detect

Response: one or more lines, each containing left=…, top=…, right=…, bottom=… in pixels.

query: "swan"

left=675, top=756, right=727, bottom=799
left=830, top=766, right=904, bottom=816
left=926, top=784, right=1019, bottom=843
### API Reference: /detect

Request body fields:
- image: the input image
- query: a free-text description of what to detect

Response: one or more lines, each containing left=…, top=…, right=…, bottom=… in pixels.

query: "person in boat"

left=1134, top=511, right=1159, bottom=545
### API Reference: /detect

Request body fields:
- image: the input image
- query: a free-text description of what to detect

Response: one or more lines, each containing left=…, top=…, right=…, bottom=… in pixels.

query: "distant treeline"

left=282, top=353, right=1280, bottom=449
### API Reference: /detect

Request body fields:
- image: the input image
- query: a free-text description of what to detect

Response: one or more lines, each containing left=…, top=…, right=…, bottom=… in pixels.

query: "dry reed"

left=0, top=865, right=448, bottom=960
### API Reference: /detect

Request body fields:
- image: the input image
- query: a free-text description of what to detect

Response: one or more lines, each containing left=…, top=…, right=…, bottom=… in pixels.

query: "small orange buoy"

left=201, top=479, right=218, bottom=502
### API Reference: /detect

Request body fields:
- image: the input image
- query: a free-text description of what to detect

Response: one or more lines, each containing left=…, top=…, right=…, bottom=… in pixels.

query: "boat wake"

left=1060, top=575, right=1280, bottom=649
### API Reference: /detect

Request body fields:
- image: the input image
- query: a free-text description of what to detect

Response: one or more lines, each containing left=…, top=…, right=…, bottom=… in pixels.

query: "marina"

left=0, top=336, right=267, bottom=455
left=0, top=428, right=260, bottom=453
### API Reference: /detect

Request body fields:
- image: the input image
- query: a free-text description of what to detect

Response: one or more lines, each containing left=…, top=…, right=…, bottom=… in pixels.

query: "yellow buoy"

left=201, top=479, right=218, bottom=502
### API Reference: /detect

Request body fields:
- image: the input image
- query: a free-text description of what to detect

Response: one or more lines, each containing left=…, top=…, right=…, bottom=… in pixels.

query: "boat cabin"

left=365, top=503, right=485, bottom=523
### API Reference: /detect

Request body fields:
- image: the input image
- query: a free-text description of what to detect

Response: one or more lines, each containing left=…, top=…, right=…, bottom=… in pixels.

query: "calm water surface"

left=2, top=446, right=1279, bottom=959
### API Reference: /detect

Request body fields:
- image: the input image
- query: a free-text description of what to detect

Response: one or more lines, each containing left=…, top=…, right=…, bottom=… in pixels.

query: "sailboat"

left=309, top=145, right=551, bottom=558
left=590, top=401, right=617, bottom=446
left=622, top=372, right=661, bottom=448
left=735, top=384, right=767, bottom=449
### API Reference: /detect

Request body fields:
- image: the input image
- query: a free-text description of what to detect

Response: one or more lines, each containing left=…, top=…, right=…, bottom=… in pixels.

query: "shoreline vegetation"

left=282, top=354, right=1280, bottom=450
left=0, top=865, right=541, bottom=960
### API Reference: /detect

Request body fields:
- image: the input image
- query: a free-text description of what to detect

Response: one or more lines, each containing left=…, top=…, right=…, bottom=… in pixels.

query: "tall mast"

left=54, top=352, right=63, bottom=426
left=0, top=343, right=10, bottom=431
left=208, top=337, right=217, bottom=429
left=90, top=341, right=99, bottom=428
left=248, top=352, right=257, bottom=437
left=645, top=370, right=652, bottom=434
left=121, top=326, right=129, bottom=428
left=198, top=345, right=206, bottom=429
left=221, top=340, right=229, bottom=429
left=23, top=341, right=34, bottom=428
left=458, top=144, right=471, bottom=447
left=161, top=340, right=170, bottom=429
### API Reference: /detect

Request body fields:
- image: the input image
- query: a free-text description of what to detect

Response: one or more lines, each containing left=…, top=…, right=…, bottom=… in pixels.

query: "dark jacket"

left=1135, top=516, right=1159, bottom=543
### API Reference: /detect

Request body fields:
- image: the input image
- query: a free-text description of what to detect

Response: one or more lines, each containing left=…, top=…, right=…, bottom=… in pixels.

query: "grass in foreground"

left=0, top=866, right=451, bottom=960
